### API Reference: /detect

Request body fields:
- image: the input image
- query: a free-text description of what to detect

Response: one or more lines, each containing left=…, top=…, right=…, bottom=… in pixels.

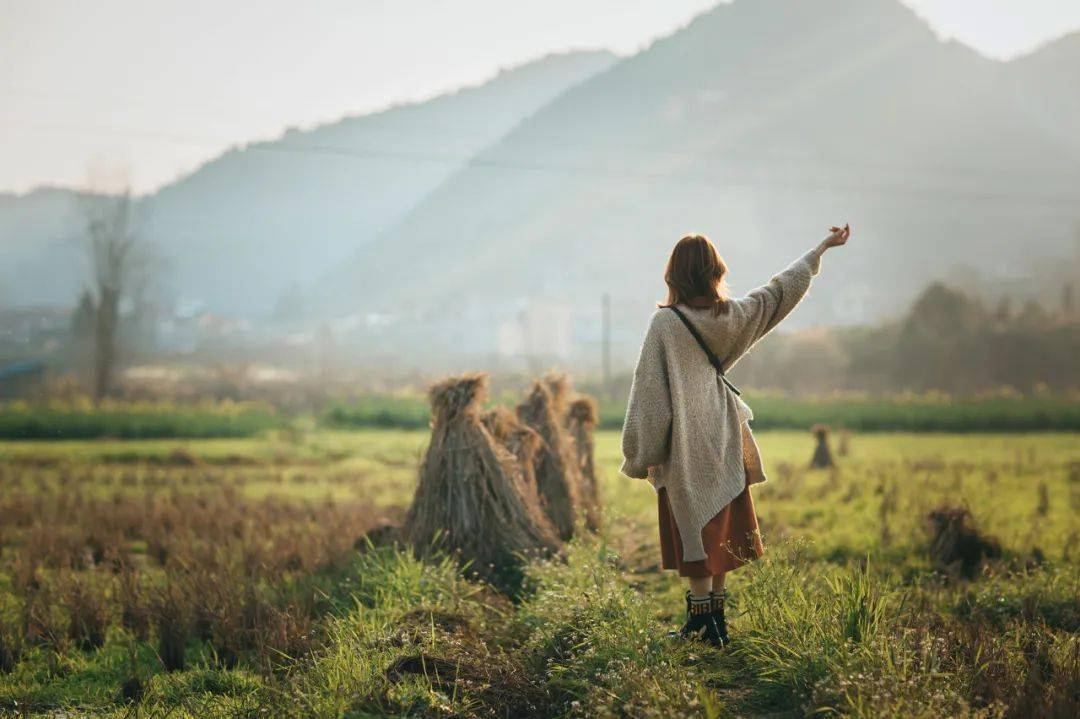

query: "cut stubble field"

left=0, top=429, right=1077, bottom=717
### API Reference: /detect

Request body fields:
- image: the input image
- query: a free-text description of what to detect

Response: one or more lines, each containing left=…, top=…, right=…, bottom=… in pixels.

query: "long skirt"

left=658, top=480, right=764, bottom=577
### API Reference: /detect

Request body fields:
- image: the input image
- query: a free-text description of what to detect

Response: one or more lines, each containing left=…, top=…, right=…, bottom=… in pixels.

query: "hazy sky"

left=2, top=0, right=1079, bottom=194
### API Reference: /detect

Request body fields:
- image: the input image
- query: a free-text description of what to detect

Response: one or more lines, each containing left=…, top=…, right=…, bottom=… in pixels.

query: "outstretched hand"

left=823, top=223, right=851, bottom=249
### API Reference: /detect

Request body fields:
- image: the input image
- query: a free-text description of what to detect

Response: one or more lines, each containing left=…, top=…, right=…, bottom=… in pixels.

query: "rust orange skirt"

left=658, top=482, right=764, bottom=577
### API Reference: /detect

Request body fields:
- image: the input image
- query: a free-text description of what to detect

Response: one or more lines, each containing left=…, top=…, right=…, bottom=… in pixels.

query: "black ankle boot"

left=676, top=591, right=724, bottom=647
left=711, top=590, right=730, bottom=647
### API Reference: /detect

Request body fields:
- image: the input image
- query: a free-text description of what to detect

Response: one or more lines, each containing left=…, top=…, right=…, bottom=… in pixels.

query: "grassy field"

left=322, top=394, right=1080, bottom=432
left=1, top=428, right=1077, bottom=717
left=0, top=400, right=280, bottom=440
left=3, top=393, right=1076, bottom=441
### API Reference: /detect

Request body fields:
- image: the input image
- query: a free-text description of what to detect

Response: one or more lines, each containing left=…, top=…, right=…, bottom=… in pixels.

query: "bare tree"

left=85, top=192, right=137, bottom=402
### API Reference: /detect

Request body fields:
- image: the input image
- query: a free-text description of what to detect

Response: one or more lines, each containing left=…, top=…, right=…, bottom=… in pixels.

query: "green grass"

left=0, top=400, right=280, bottom=440
left=321, top=393, right=1080, bottom=433
left=4, top=394, right=1075, bottom=441
left=717, top=394, right=1080, bottom=432
left=1, top=428, right=1078, bottom=717
left=323, top=396, right=432, bottom=430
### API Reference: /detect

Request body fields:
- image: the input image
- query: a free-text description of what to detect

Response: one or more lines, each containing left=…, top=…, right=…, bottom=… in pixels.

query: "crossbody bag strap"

left=668, top=306, right=742, bottom=396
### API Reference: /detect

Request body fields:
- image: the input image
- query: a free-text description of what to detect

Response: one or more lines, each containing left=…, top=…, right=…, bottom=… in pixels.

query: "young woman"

left=621, top=225, right=851, bottom=646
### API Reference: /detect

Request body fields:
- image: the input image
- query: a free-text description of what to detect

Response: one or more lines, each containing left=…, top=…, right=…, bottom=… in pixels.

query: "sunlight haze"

left=2, top=0, right=1079, bottom=193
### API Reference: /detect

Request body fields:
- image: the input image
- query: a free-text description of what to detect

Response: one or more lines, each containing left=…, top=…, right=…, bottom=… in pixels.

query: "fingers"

left=828, top=223, right=851, bottom=241
left=825, top=223, right=852, bottom=248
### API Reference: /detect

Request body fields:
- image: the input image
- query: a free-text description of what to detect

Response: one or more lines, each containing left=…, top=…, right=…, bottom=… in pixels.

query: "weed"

left=62, top=573, right=110, bottom=651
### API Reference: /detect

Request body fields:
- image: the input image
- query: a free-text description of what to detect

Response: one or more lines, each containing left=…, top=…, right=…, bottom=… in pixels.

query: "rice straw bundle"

left=482, top=406, right=543, bottom=492
left=516, top=380, right=581, bottom=541
left=566, top=396, right=602, bottom=532
left=809, top=423, right=835, bottom=469
left=404, top=374, right=560, bottom=587
left=927, top=506, right=1001, bottom=578
left=542, top=371, right=572, bottom=419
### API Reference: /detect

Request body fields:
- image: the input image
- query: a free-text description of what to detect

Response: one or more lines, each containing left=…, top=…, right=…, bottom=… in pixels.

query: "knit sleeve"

left=725, top=249, right=821, bottom=365
left=620, top=313, right=673, bottom=479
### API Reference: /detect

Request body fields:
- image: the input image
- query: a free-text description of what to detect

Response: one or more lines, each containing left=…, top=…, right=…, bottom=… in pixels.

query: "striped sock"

left=688, top=593, right=711, bottom=615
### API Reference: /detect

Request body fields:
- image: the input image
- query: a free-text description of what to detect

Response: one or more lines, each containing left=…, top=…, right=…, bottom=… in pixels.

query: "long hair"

left=660, top=234, right=730, bottom=315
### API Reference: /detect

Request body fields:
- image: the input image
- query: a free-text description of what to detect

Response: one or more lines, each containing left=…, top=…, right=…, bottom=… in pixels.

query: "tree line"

left=730, top=281, right=1079, bottom=395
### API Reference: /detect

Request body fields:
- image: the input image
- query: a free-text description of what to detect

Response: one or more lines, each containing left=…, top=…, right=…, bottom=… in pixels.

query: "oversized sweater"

left=620, top=248, right=822, bottom=561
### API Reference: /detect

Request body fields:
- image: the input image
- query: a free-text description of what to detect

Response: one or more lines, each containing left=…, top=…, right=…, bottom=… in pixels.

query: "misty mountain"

left=0, top=50, right=616, bottom=313
left=1003, top=30, right=1080, bottom=155
left=322, top=0, right=1080, bottom=360
left=0, top=188, right=93, bottom=308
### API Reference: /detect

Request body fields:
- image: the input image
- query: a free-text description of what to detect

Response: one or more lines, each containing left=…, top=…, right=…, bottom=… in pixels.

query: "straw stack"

left=566, top=396, right=602, bottom=532
left=516, top=380, right=581, bottom=541
left=404, top=374, right=560, bottom=587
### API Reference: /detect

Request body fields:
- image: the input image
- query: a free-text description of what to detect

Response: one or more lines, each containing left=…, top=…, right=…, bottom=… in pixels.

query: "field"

left=1, top=428, right=1078, bottom=717
left=322, top=394, right=1080, bottom=432
left=3, top=394, right=1077, bottom=441
left=0, top=400, right=280, bottom=440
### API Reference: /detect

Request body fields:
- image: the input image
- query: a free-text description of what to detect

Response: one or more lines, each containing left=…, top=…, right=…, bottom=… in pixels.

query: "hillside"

left=0, top=188, right=93, bottom=307
left=1003, top=30, right=1080, bottom=155
left=322, top=0, right=1080, bottom=360
left=0, top=51, right=616, bottom=312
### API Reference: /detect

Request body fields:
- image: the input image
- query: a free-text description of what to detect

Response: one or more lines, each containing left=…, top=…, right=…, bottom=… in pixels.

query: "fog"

left=1, top=0, right=1078, bottom=387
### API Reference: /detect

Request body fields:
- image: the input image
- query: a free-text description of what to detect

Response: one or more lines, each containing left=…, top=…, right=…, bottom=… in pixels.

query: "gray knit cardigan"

left=620, top=249, right=822, bottom=561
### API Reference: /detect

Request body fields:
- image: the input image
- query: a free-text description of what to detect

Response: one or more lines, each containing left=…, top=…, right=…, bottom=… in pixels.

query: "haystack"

left=482, top=406, right=543, bottom=491
left=566, top=397, right=602, bottom=532
left=927, top=507, right=1001, bottom=578
left=516, top=380, right=581, bottom=541
left=404, top=375, right=560, bottom=587
left=543, top=371, right=572, bottom=419
left=809, top=424, right=835, bottom=469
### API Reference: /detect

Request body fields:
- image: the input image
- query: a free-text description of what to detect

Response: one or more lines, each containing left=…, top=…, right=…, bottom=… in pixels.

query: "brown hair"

left=660, top=234, right=730, bottom=315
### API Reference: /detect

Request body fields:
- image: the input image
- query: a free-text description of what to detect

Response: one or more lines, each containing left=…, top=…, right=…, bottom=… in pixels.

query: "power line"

left=7, top=114, right=1080, bottom=183
left=2, top=119, right=1079, bottom=206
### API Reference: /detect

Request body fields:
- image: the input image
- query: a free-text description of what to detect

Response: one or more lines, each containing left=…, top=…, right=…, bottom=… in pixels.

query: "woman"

left=621, top=224, right=851, bottom=647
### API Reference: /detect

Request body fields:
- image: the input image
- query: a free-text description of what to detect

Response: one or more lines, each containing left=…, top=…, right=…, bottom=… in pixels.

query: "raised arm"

left=725, top=224, right=850, bottom=365
left=620, top=313, right=673, bottom=479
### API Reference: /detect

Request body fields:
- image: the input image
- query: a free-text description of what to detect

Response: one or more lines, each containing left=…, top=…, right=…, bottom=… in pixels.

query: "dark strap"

left=668, top=306, right=742, bottom=396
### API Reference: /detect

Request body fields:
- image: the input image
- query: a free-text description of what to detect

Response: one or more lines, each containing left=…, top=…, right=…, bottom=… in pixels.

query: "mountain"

left=0, top=50, right=617, bottom=312
left=0, top=188, right=93, bottom=308
left=1003, top=30, right=1080, bottom=155
left=322, top=0, right=1080, bottom=361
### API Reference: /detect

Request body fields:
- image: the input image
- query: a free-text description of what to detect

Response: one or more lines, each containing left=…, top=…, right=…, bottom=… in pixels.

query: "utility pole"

left=601, top=293, right=611, bottom=398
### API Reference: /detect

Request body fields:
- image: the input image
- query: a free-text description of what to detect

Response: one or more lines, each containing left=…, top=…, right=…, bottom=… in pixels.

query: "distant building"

left=0, top=307, right=72, bottom=348
left=497, top=297, right=572, bottom=361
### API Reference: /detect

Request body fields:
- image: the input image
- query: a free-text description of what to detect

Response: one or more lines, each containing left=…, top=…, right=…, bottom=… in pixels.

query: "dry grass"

left=0, top=474, right=384, bottom=675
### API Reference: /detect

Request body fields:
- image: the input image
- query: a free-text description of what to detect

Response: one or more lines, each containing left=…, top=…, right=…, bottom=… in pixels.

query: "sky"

left=2, top=0, right=1079, bottom=195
